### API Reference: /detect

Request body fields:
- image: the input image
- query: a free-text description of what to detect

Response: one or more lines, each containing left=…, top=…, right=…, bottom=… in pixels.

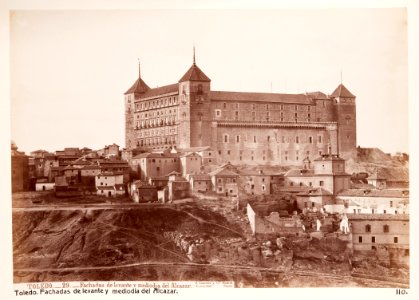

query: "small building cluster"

left=11, top=142, right=131, bottom=198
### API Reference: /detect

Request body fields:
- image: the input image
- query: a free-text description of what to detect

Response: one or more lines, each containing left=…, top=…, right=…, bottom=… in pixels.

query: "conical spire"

left=179, top=47, right=211, bottom=83
left=124, top=59, right=150, bottom=95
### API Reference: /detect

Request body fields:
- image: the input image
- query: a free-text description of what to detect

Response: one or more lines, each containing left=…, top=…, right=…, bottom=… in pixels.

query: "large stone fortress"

left=124, top=54, right=356, bottom=165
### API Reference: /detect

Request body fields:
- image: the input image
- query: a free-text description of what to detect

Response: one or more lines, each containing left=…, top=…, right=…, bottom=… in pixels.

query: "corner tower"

left=331, top=84, right=357, bottom=158
left=124, top=61, right=150, bottom=149
left=177, top=49, right=212, bottom=148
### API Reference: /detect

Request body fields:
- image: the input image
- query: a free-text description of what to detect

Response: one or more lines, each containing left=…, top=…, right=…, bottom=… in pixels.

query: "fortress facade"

left=124, top=55, right=356, bottom=166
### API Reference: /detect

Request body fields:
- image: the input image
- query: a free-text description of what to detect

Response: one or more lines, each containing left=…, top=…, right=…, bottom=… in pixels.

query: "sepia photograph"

left=1, top=0, right=416, bottom=297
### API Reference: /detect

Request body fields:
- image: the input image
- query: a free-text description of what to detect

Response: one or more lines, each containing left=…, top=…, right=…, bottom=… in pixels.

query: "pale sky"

left=10, top=8, right=408, bottom=154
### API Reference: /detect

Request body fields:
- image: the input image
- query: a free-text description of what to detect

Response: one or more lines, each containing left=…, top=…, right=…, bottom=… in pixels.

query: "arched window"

left=365, top=224, right=371, bottom=233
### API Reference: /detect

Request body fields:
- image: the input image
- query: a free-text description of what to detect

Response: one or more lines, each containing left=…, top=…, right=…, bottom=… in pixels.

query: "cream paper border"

left=0, top=0, right=417, bottom=299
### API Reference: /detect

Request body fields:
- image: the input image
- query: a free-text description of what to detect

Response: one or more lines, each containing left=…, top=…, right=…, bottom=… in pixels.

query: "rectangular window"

left=359, top=236, right=363, bottom=243
left=235, top=111, right=239, bottom=120
left=236, top=135, right=240, bottom=143
left=309, top=136, right=313, bottom=144
left=372, top=236, right=375, bottom=243
left=253, top=136, right=257, bottom=143
left=227, top=150, right=231, bottom=155
left=394, top=237, right=398, bottom=243
left=295, top=136, right=299, bottom=143
left=224, top=134, right=228, bottom=143
left=318, top=135, right=322, bottom=143
left=319, top=181, right=324, bottom=186
left=215, top=109, right=221, bottom=117
left=223, top=102, right=227, bottom=109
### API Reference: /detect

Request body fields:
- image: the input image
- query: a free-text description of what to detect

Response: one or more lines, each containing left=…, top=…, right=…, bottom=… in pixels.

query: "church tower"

left=331, top=84, right=357, bottom=157
left=177, top=48, right=212, bottom=149
left=124, top=61, right=150, bottom=149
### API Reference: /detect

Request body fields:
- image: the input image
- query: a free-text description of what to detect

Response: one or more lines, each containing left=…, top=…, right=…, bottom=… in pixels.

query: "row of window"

left=217, top=103, right=322, bottom=111
left=222, top=134, right=323, bottom=144
left=133, top=96, right=178, bottom=111
left=136, top=136, right=177, bottom=147
left=358, top=236, right=398, bottom=244
left=365, top=224, right=391, bottom=233
left=136, top=128, right=177, bottom=138
left=136, top=108, right=177, bottom=118
left=215, top=110, right=317, bottom=122
left=135, top=117, right=177, bottom=129
left=217, top=149, right=323, bottom=162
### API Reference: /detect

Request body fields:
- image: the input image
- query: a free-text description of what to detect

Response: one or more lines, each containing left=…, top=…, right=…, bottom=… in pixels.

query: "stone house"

left=332, top=189, right=409, bottom=215
left=284, top=154, right=351, bottom=195
left=130, top=180, right=158, bottom=202
left=348, top=214, right=409, bottom=266
left=209, top=166, right=239, bottom=197
left=188, top=174, right=212, bottom=193
left=167, top=172, right=190, bottom=201
left=95, top=172, right=125, bottom=197
left=132, top=152, right=180, bottom=181
left=179, top=152, right=202, bottom=175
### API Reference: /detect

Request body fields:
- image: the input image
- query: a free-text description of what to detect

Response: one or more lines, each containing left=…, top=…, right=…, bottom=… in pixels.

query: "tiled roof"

left=347, top=213, right=409, bottom=221
left=149, top=176, right=169, bottom=181
left=138, top=83, right=178, bottom=99
left=125, top=77, right=150, bottom=95
left=133, top=152, right=179, bottom=159
left=99, top=171, right=124, bottom=176
left=132, top=180, right=156, bottom=189
left=82, top=165, right=101, bottom=170
left=179, top=146, right=212, bottom=152
left=179, top=152, right=200, bottom=157
left=189, top=174, right=211, bottom=180
left=306, top=91, right=328, bottom=99
left=278, top=186, right=311, bottom=193
left=179, top=64, right=211, bottom=82
left=330, top=84, right=355, bottom=98
left=297, top=188, right=332, bottom=196
left=338, top=189, right=409, bottom=198
left=285, top=169, right=315, bottom=177
left=211, top=91, right=313, bottom=104
left=97, top=159, right=128, bottom=164
left=313, top=154, right=344, bottom=161
left=97, top=186, right=115, bottom=190
left=209, top=168, right=239, bottom=177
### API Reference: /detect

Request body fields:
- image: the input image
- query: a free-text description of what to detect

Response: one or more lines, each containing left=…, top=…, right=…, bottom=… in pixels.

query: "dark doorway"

left=108, top=191, right=112, bottom=197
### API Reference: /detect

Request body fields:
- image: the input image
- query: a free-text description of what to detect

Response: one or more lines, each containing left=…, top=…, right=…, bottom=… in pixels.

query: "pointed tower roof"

left=179, top=48, right=211, bottom=82
left=179, top=64, right=211, bottom=82
left=330, top=84, right=355, bottom=98
left=124, top=78, right=150, bottom=95
left=124, top=60, right=150, bottom=95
